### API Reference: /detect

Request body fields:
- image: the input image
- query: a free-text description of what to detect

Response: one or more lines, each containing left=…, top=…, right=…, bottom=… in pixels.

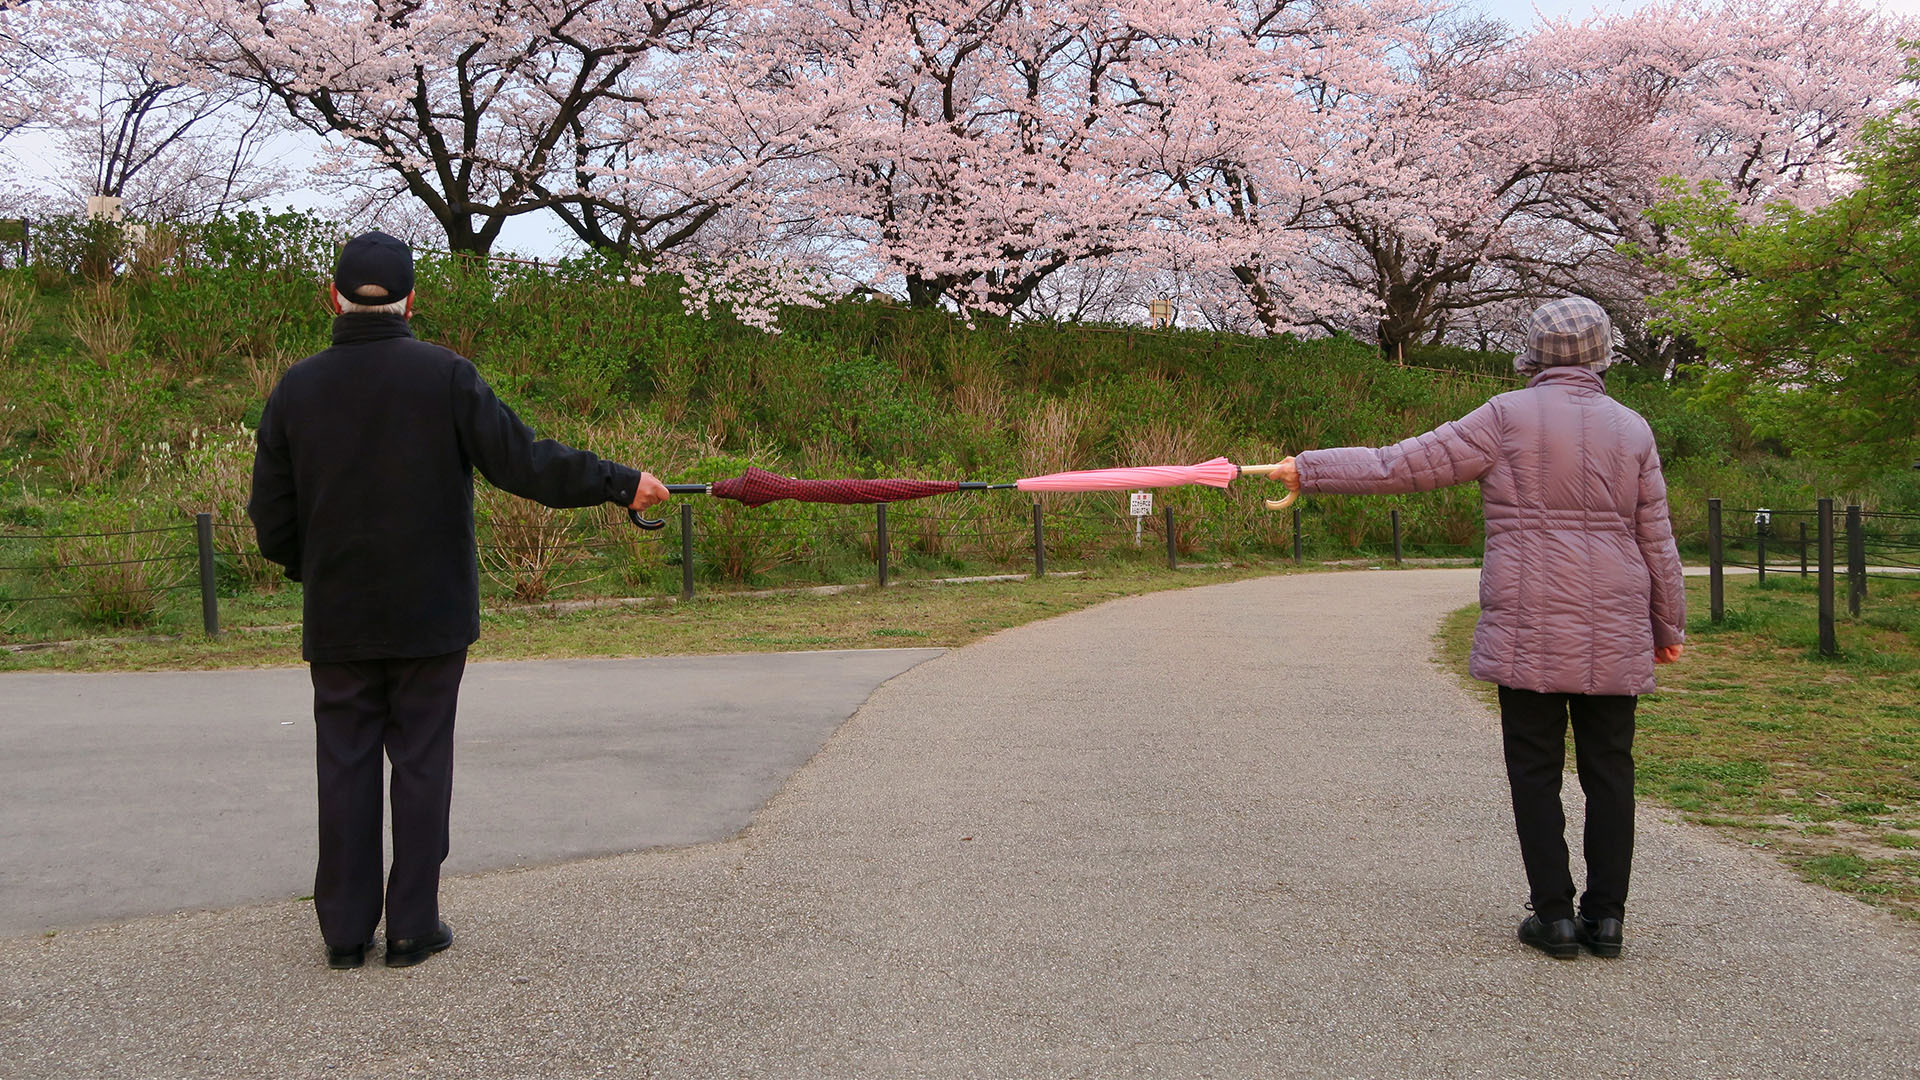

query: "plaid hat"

left=1515, top=297, right=1613, bottom=374
left=333, top=231, right=414, bottom=304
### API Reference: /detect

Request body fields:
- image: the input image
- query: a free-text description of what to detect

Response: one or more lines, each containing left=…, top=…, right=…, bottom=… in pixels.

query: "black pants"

left=1497, top=686, right=1637, bottom=923
left=309, top=649, right=466, bottom=947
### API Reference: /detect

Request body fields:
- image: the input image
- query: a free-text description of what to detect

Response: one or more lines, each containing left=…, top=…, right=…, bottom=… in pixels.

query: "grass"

left=0, top=559, right=1279, bottom=672
left=1436, top=572, right=1920, bottom=920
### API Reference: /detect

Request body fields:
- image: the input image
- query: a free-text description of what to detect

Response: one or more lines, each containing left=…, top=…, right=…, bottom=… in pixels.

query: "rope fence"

left=1704, top=498, right=1917, bottom=656
left=6, top=490, right=1428, bottom=645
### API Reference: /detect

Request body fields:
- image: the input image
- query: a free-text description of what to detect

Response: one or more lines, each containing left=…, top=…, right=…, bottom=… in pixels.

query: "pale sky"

left=1477, top=0, right=1920, bottom=24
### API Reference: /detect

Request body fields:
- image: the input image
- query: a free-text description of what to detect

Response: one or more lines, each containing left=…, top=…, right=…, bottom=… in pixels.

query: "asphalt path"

left=0, top=651, right=941, bottom=936
left=1, top=568, right=1915, bottom=1079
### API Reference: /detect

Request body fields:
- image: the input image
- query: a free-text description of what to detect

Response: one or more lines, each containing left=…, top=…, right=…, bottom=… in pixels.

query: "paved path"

left=2, top=569, right=1916, bottom=1079
left=0, top=651, right=941, bottom=936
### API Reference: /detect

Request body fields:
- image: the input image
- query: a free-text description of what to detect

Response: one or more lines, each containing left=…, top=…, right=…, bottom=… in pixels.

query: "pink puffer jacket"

left=1296, top=367, right=1686, bottom=696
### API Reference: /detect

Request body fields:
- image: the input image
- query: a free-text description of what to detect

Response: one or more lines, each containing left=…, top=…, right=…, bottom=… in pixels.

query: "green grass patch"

left=1435, top=572, right=1920, bottom=921
left=0, top=560, right=1280, bottom=673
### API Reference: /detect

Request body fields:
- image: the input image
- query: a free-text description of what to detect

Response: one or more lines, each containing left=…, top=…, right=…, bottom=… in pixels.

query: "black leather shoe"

left=385, top=921, right=454, bottom=968
left=1577, top=916, right=1625, bottom=958
left=326, top=939, right=374, bottom=970
left=1518, top=914, right=1581, bottom=959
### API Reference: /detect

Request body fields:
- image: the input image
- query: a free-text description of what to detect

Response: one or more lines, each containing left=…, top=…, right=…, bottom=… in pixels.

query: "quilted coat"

left=1295, top=366, right=1686, bottom=696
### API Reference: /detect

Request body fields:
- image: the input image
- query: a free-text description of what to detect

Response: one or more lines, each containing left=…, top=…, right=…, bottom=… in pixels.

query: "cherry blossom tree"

left=768, top=0, right=1179, bottom=316
left=1289, top=13, right=1566, bottom=355
left=1122, top=0, right=1444, bottom=338
left=0, top=1, right=55, bottom=139
left=164, top=0, right=739, bottom=256
left=1497, top=0, right=1914, bottom=370
left=0, top=0, right=289, bottom=220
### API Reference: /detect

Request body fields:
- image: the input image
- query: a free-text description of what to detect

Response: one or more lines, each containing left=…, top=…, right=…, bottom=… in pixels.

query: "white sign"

left=1129, top=492, right=1153, bottom=517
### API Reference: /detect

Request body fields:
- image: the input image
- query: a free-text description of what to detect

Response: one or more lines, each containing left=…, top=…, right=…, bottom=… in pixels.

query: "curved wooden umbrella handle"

left=1238, top=462, right=1299, bottom=512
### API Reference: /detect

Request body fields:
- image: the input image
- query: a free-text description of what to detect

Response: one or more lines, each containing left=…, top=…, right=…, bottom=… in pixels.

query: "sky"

left=1481, top=0, right=1920, bottom=21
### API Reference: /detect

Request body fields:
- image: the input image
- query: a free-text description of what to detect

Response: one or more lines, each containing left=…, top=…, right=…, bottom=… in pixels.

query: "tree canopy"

left=1648, top=99, right=1920, bottom=472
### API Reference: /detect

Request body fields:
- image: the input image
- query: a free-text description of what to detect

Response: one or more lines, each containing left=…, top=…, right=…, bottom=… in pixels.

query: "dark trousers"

left=309, top=649, right=466, bottom=947
left=1497, top=686, right=1637, bottom=923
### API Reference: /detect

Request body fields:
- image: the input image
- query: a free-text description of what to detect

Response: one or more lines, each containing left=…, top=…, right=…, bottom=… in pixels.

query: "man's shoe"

left=326, top=939, right=375, bottom=970
left=384, top=921, right=454, bottom=968
left=1518, top=914, right=1581, bottom=959
left=1577, top=916, right=1625, bottom=958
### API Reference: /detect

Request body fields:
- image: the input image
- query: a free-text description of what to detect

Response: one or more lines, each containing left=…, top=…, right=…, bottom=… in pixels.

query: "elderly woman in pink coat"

left=1275, top=297, right=1686, bottom=960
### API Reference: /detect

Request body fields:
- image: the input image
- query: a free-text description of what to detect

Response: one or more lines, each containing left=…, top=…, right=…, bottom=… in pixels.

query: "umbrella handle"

left=626, top=484, right=709, bottom=530
left=1237, top=462, right=1299, bottom=511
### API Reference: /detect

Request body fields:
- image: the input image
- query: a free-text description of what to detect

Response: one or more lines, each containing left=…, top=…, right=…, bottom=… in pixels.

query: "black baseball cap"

left=333, top=231, right=415, bottom=303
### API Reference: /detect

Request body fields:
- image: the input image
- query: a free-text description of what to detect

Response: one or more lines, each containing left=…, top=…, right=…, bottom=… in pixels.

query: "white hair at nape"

left=336, top=284, right=409, bottom=315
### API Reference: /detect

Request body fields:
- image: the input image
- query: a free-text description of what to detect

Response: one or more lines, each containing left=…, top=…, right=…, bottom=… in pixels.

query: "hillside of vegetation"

left=1, top=213, right=1915, bottom=641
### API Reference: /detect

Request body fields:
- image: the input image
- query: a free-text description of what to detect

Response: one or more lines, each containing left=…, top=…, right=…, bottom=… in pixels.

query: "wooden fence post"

left=1847, top=504, right=1865, bottom=615
left=680, top=503, right=695, bottom=601
left=1707, top=498, right=1723, bottom=624
left=1031, top=501, right=1045, bottom=579
left=1818, top=498, right=1837, bottom=656
left=194, top=513, right=219, bottom=638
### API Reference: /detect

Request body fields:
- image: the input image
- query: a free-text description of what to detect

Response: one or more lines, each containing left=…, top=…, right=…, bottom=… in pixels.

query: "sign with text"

left=1129, top=492, right=1153, bottom=517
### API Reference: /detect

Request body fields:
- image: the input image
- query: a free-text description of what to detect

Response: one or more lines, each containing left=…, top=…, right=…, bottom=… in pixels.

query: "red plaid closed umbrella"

left=629, top=470, right=1011, bottom=528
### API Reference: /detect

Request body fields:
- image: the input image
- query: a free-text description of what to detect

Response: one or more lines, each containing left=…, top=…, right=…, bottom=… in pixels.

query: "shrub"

left=65, top=282, right=138, bottom=366
left=53, top=508, right=191, bottom=628
left=31, top=215, right=131, bottom=284
left=0, top=273, right=32, bottom=360
left=475, top=483, right=596, bottom=605
left=166, top=427, right=283, bottom=592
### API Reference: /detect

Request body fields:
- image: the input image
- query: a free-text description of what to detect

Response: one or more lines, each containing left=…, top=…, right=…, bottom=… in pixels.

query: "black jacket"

left=248, top=314, right=640, bottom=662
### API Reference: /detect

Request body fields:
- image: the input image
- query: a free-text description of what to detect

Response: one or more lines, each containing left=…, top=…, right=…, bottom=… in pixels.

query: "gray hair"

left=336, top=284, right=409, bottom=316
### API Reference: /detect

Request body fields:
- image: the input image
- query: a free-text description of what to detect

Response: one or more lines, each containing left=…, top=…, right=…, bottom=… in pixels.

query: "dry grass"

left=477, top=486, right=589, bottom=605
left=243, top=347, right=300, bottom=403
left=1017, top=396, right=1093, bottom=475
left=54, top=517, right=192, bottom=628
left=52, top=418, right=131, bottom=491
left=0, top=275, right=32, bottom=360
left=168, top=429, right=284, bottom=591
left=65, top=283, right=138, bottom=365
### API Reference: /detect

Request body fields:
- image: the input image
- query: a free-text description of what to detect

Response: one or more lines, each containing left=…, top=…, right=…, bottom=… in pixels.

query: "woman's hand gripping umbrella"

left=1012, top=456, right=1299, bottom=509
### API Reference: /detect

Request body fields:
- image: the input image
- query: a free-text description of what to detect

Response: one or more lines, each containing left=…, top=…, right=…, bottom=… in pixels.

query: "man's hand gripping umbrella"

left=625, top=458, right=1298, bottom=529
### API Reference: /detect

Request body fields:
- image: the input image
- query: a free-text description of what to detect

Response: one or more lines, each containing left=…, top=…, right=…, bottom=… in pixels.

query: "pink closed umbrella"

left=1015, top=457, right=1296, bottom=509
left=630, top=459, right=1295, bottom=529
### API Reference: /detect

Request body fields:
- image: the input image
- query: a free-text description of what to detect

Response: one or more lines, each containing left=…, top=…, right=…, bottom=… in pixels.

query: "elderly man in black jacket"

left=248, top=232, right=669, bottom=970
